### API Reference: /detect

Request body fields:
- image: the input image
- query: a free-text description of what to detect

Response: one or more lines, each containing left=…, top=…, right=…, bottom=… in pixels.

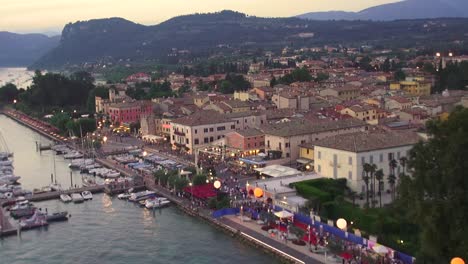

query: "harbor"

left=0, top=110, right=327, bottom=263
left=0, top=113, right=287, bottom=264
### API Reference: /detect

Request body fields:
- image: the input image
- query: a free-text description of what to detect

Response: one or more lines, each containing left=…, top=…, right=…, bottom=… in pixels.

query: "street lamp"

left=103, top=136, right=107, bottom=143
left=436, top=52, right=441, bottom=57
left=449, top=52, right=453, bottom=57
left=305, top=164, right=311, bottom=170
left=336, top=218, right=347, bottom=230
left=189, top=182, right=193, bottom=204
left=142, top=151, right=148, bottom=157
left=451, top=258, right=465, bottom=264
left=213, top=180, right=221, bottom=190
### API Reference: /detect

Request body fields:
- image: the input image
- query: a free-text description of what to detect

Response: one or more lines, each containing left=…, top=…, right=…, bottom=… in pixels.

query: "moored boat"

left=71, top=193, right=84, bottom=203
left=81, top=191, right=93, bottom=200
left=60, top=194, right=72, bottom=203
left=46, top=211, right=68, bottom=222
left=128, top=190, right=156, bottom=202
left=145, top=197, right=170, bottom=209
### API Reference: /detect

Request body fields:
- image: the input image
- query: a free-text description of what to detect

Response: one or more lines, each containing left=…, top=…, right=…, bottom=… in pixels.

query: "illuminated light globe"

left=213, top=180, right=221, bottom=189
left=451, top=258, right=465, bottom=264
left=336, top=218, right=347, bottom=230
left=254, top=188, right=263, bottom=198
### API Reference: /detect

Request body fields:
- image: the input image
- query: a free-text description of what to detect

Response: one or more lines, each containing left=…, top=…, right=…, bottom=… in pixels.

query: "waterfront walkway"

left=221, top=216, right=331, bottom=264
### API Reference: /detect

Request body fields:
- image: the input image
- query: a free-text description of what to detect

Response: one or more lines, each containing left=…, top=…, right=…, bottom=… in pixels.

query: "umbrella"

left=274, top=210, right=294, bottom=218
left=340, top=252, right=353, bottom=260
left=372, top=244, right=389, bottom=254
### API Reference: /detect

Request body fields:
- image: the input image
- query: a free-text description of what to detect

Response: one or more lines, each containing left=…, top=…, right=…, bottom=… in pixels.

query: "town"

left=1, top=4, right=468, bottom=264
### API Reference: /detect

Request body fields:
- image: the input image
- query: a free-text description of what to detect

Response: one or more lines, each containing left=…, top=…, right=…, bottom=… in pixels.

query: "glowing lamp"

left=254, top=188, right=263, bottom=198
left=213, top=180, right=221, bottom=189
left=451, top=258, right=465, bottom=264
left=336, top=218, right=347, bottom=230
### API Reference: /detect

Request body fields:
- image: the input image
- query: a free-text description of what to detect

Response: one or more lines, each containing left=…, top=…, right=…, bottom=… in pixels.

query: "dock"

left=28, top=185, right=104, bottom=202
left=0, top=206, right=17, bottom=237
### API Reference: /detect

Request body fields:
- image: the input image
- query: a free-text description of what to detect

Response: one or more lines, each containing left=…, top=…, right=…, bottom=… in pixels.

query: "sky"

left=0, top=0, right=400, bottom=33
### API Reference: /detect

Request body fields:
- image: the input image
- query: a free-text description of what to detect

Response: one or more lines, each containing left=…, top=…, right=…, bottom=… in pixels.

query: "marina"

left=0, top=113, right=281, bottom=264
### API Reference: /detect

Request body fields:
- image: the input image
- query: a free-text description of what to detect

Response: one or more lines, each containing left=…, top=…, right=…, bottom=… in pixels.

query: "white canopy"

left=274, top=210, right=294, bottom=218
left=255, top=165, right=300, bottom=178
left=372, top=244, right=389, bottom=254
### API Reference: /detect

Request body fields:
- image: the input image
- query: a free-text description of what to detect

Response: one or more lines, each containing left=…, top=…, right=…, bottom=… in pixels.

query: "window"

left=194, top=139, right=199, bottom=145
left=318, top=151, right=321, bottom=159
left=209, top=137, right=214, bottom=142
left=267, top=140, right=270, bottom=147
left=247, top=143, right=251, bottom=148
left=186, top=139, right=189, bottom=144
left=379, top=153, right=383, bottom=163
left=306, top=149, right=310, bottom=155
left=397, top=152, right=401, bottom=159
left=231, top=125, right=235, bottom=129
left=301, top=140, right=306, bottom=144
left=204, top=128, right=208, bottom=133
left=194, top=129, right=198, bottom=134
left=388, top=153, right=394, bottom=161
left=286, top=153, right=290, bottom=158
left=317, top=165, right=321, bottom=173
left=361, top=156, right=365, bottom=164
left=348, top=157, right=352, bottom=165
left=172, top=135, right=175, bottom=140
left=204, top=137, right=209, bottom=143
left=348, top=171, right=352, bottom=180
left=210, top=128, right=214, bottom=132
left=279, top=143, right=282, bottom=150
left=216, top=126, right=225, bottom=131
left=370, top=155, right=374, bottom=164
left=285, top=142, right=290, bottom=148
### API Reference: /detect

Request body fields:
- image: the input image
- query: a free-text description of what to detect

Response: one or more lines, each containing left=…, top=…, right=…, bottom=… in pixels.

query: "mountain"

left=31, top=10, right=468, bottom=69
left=0, top=32, right=59, bottom=67
left=298, top=0, right=468, bottom=21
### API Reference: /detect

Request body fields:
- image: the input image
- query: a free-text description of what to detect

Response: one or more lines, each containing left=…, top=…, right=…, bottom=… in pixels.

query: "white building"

left=170, top=110, right=236, bottom=153
left=312, top=130, right=421, bottom=193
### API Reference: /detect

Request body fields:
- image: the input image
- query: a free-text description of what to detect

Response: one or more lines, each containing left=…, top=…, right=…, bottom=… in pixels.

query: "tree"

left=369, top=163, right=377, bottom=207
left=362, top=163, right=371, bottom=207
left=397, top=106, right=468, bottom=262
left=375, top=169, right=384, bottom=208
left=394, top=69, right=406, bottom=81
left=0, top=83, right=19, bottom=103
left=382, top=58, right=391, bottom=72
left=389, top=159, right=398, bottom=187
left=192, top=174, right=207, bottom=185
left=387, top=174, right=396, bottom=201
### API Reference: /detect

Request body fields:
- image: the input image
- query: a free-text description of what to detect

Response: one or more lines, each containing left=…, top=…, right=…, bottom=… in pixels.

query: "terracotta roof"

left=232, top=128, right=264, bottom=138
left=261, top=118, right=366, bottom=137
left=388, top=96, right=411, bottom=104
left=172, top=110, right=234, bottom=126
left=311, top=130, right=421, bottom=152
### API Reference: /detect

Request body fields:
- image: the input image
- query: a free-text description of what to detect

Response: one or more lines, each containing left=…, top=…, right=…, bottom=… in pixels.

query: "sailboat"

left=49, top=151, right=62, bottom=191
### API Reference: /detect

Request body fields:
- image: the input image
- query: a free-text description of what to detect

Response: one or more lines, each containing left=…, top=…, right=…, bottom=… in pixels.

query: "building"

left=385, top=96, right=412, bottom=110
left=262, top=118, right=367, bottom=162
left=125, top=73, right=151, bottom=84
left=225, top=111, right=267, bottom=130
left=108, top=100, right=153, bottom=124
left=340, top=104, right=379, bottom=124
left=312, top=130, right=421, bottom=192
left=319, top=86, right=361, bottom=101
left=390, top=79, right=431, bottom=96
left=170, top=110, right=236, bottom=153
left=272, top=91, right=313, bottom=110
left=225, top=128, right=265, bottom=154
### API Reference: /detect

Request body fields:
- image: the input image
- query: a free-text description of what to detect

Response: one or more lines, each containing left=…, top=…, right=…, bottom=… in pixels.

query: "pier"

left=0, top=206, right=16, bottom=237
left=28, top=185, right=104, bottom=202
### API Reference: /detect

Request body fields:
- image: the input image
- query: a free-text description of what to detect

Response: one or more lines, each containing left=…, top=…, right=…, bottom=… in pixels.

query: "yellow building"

left=298, top=144, right=314, bottom=170
left=340, top=105, right=379, bottom=124
left=390, top=80, right=431, bottom=96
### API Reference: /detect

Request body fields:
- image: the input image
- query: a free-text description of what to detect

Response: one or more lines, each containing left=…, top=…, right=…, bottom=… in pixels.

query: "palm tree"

left=375, top=169, right=384, bottom=208
left=362, top=163, right=372, bottom=208
left=388, top=174, right=396, bottom=201
left=389, top=159, right=398, bottom=194
left=399, top=157, right=407, bottom=174
left=369, top=164, right=377, bottom=207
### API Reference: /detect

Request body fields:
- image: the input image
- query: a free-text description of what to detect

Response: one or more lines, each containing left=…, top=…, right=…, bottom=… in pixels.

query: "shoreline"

left=0, top=110, right=314, bottom=264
